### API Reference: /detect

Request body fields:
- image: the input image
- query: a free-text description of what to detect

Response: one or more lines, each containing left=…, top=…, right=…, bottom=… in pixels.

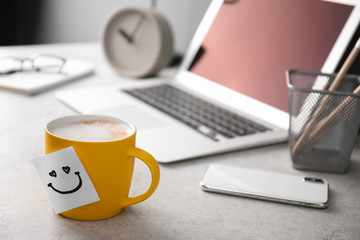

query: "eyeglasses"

left=0, top=54, right=66, bottom=75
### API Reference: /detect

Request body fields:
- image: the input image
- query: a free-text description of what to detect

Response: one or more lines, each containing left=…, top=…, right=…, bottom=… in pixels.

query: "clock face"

left=103, top=8, right=173, bottom=78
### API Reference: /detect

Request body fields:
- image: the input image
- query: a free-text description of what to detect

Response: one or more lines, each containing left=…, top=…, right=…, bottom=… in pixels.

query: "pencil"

left=292, top=37, right=360, bottom=156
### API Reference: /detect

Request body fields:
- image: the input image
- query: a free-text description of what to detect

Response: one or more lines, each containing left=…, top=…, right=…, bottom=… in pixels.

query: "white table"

left=1, top=43, right=360, bottom=240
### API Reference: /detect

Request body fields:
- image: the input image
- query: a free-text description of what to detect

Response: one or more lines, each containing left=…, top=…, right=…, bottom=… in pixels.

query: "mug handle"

left=122, top=147, right=160, bottom=207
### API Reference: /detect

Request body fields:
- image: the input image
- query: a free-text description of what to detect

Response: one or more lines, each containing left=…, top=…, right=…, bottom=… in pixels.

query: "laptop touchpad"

left=93, top=105, right=165, bottom=130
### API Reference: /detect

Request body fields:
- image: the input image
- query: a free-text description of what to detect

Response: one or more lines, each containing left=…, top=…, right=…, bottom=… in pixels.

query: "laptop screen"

left=188, top=0, right=355, bottom=112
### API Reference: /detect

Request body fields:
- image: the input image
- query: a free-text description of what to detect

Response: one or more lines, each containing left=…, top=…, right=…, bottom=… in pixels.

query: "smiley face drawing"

left=47, top=166, right=83, bottom=194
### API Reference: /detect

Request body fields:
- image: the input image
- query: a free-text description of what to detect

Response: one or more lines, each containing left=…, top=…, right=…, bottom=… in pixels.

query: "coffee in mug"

left=52, top=120, right=130, bottom=142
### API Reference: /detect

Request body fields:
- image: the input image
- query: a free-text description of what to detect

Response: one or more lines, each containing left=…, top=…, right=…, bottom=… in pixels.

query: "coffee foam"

left=52, top=120, right=130, bottom=142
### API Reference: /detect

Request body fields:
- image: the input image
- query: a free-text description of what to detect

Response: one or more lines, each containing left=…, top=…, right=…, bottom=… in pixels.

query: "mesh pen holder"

left=287, top=70, right=360, bottom=173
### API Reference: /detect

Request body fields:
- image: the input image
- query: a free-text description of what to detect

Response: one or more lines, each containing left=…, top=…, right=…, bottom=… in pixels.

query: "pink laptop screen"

left=189, top=0, right=353, bottom=112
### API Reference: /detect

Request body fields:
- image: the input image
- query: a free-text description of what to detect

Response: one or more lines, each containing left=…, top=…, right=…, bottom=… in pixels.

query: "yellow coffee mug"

left=45, top=114, right=160, bottom=220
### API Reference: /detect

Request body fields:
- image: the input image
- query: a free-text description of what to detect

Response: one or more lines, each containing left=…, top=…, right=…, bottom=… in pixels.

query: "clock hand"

left=118, top=14, right=145, bottom=43
left=118, top=28, right=132, bottom=42
left=128, top=14, right=145, bottom=41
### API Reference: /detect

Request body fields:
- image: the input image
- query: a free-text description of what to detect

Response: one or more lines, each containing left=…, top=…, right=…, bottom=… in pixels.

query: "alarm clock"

left=102, top=7, right=173, bottom=78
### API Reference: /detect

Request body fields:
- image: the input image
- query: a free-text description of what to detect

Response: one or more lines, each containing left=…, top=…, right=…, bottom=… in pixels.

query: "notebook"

left=56, top=0, right=360, bottom=163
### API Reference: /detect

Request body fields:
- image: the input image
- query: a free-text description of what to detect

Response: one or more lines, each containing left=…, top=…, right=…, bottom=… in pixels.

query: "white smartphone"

left=200, top=164, right=329, bottom=208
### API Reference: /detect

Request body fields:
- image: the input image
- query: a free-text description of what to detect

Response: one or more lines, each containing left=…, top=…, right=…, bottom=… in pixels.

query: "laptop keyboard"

left=123, top=84, right=271, bottom=141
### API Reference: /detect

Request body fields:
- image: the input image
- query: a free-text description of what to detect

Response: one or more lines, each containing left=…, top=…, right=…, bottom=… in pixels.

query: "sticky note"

left=32, top=147, right=100, bottom=214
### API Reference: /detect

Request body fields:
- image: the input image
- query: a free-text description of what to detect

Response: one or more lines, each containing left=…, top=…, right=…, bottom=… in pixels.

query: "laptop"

left=56, top=0, right=360, bottom=163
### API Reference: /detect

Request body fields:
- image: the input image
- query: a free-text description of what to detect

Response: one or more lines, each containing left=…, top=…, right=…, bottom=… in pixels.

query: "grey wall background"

left=35, top=0, right=211, bottom=55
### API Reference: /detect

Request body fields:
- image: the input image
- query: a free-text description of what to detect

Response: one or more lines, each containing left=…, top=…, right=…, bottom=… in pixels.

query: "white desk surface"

left=1, top=43, right=360, bottom=240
